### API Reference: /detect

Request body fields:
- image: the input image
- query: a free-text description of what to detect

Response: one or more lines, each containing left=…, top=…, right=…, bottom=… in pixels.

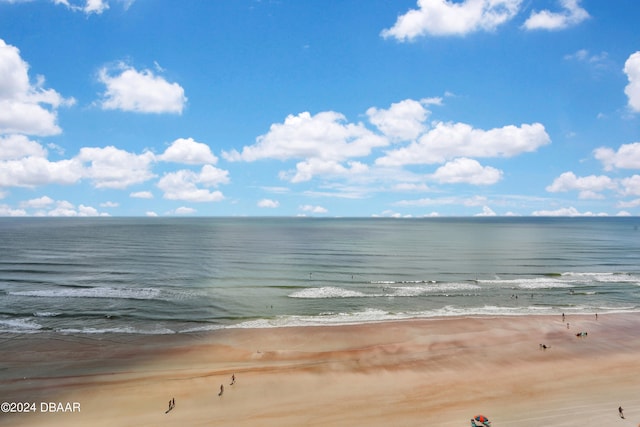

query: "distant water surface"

left=1, top=217, right=639, bottom=334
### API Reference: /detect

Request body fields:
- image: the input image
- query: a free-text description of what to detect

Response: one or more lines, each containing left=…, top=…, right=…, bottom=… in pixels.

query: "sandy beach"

left=1, top=313, right=639, bottom=427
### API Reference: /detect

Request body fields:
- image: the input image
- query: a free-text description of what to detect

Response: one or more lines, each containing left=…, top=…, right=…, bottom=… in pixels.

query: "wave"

left=0, top=317, right=42, bottom=333
left=479, top=277, right=575, bottom=289
left=57, top=326, right=176, bottom=335
left=289, top=282, right=481, bottom=299
left=289, top=287, right=372, bottom=299
left=9, top=287, right=162, bottom=300
left=228, top=305, right=640, bottom=329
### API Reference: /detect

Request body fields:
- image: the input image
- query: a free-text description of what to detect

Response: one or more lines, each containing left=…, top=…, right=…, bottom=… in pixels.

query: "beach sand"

left=1, top=313, right=640, bottom=427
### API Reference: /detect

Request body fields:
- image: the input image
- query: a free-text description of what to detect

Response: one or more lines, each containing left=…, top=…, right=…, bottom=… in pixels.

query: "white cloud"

left=130, top=191, right=154, bottom=199
left=0, top=156, right=82, bottom=187
left=157, top=166, right=227, bottom=202
left=545, top=172, right=617, bottom=199
left=430, top=157, right=502, bottom=185
left=617, top=198, right=640, bottom=209
left=624, top=52, right=640, bottom=112
left=366, top=99, right=429, bottom=141
left=257, top=198, right=279, bottom=208
left=395, top=195, right=488, bottom=207
left=54, top=0, right=110, bottom=14
left=531, top=206, right=606, bottom=217
left=98, top=63, right=187, bottom=114
left=594, top=142, right=640, bottom=170
left=224, top=111, right=387, bottom=162
left=0, top=204, right=27, bottom=216
left=0, top=39, right=74, bottom=136
left=381, top=0, right=522, bottom=41
left=43, top=200, right=108, bottom=217
left=620, top=175, right=640, bottom=196
left=523, top=0, right=589, bottom=31
left=76, top=146, right=156, bottom=189
left=0, top=135, right=48, bottom=160
left=282, top=159, right=369, bottom=183
left=159, top=137, right=218, bottom=165
left=100, top=201, right=119, bottom=208
left=170, top=206, right=196, bottom=215
left=299, top=204, right=328, bottom=214
left=20, top=196, right=54, bottom=209
left=145, top=211, right=158, bottom=217
left=376, top=121, right=549, bottom=166
left=564, top=49, right=608, bottom=66
left=475, top=205, right=496, bottom=216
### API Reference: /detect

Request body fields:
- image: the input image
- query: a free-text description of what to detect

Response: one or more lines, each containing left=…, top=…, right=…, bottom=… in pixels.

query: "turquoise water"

left=0, top=217, right=639, bottom=334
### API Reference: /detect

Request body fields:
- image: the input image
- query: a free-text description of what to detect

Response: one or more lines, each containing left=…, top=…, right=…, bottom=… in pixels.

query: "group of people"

left=165, top=374, right=236, bottom=414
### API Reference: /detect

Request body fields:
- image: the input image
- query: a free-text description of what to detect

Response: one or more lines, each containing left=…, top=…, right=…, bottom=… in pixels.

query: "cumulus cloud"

left=0, top=204, right=26, bottom=216
left=0, top=135, right=48, bottom=160
left=0, top=156, right=82, bottom=188
left=76, top=146, right=156, bottom=189
left=282, top=159, right=369, bottom=183
left=624, top=52, right=640, bottom=112
left=224, top=111, right=387, bottom=162
left=430, top=157, right=503, bottom=185
left=545, top=172, right=617, bottom=199
left=54, top=0, right=109, bottom=14
left=620, top=175, right=640, bottom=196
left=366, top=99, right=429, bottom=141
left=475, top=206, right=496, bottom=216
left=257, top=198, right=279, bottom=208
left=376, top=122, right=550, bottom=166
left=531, top=206, right=606, bottom=217
left=159, top=137, right=218, bottom=164
left=31, top=199, right=108, bottom=217
left=20, top=196, right=54, bottom=209
left=157, top=166, right=228, bottom=202
left=0, top=39, right=74, bottom=136
left=381, top=0, right=522, bottom=41
left=98, top=63, right=187, bottom=114
left=523, top=0, right=589, bottom=31
left=594, top=142, right=640, bottom=170
left=299, top=204, right=328, bottom=214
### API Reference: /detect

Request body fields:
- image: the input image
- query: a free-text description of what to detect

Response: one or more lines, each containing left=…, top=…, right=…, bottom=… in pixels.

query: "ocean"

left=1, top=217, right=639, bottom=335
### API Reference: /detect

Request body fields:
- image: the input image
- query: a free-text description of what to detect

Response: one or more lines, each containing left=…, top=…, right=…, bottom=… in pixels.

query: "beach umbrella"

left=471, top=414, right=491, bottom=426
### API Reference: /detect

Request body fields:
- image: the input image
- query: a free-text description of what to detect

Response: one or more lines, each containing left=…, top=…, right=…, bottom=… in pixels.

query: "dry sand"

left=1, top=313, right=640, bottom=427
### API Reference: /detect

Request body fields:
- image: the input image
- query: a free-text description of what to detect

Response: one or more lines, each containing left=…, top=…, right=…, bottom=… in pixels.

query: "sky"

left=0, top=0, right=639, bottom=217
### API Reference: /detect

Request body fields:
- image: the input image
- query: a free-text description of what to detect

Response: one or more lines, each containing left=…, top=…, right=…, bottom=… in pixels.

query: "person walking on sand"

left=230, top=374, right=236, bottom=385
left=619, top=406, right=624, bottom=418
left=218, top=384, right=224, bottom=396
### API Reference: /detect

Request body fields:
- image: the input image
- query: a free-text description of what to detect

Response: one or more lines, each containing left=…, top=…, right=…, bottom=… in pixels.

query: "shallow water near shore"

left=1, top=217, right=639, bottom=334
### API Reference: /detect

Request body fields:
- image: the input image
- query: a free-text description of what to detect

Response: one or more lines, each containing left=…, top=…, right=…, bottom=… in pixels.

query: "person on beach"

left=230, top=374, right=235, bottom=385
left=619, top=406, right=624, bottom=418
left=165, top=398, right=174, bottom=413
left=219, top=384, right=224, bottom=396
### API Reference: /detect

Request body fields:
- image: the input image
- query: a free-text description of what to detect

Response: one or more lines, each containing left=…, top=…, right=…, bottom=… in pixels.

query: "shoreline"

left=2, top=313, right=640, bottom=426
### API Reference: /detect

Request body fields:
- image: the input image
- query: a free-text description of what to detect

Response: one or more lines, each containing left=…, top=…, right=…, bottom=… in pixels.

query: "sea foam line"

left=9, top=287, right=162, bottom=300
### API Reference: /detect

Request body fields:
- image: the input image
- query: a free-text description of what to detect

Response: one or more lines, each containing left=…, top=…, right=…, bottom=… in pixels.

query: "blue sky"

left=0, top=0, right=639, bottom=217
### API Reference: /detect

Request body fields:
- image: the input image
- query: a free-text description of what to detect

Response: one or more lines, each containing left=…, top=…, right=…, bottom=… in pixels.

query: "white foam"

left=390, top=282, right=481, bottom=296
left=33, top=311, right=61, bottom=317
left=289, top=286, right=371, bottom=299
left=57, top=326, right=175, bottom=335
left=0, top=318, right=42, bottom=333
left=480, top=277, right=574, bottom=289
left=561, top=272, right=640, bottom=283
left=10, top=287, right=162, bottom=300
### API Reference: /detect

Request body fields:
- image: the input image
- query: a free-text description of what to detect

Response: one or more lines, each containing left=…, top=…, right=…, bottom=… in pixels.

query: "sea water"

left=0, top=217, right=639, bottom=335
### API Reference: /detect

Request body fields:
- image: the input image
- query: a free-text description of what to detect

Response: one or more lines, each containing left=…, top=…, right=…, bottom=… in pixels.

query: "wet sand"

left=1, top=313, right=639, bottom=426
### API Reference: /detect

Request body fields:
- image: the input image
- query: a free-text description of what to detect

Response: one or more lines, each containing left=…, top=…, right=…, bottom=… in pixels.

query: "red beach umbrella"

left=471, top=414, right=491, bottom=426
